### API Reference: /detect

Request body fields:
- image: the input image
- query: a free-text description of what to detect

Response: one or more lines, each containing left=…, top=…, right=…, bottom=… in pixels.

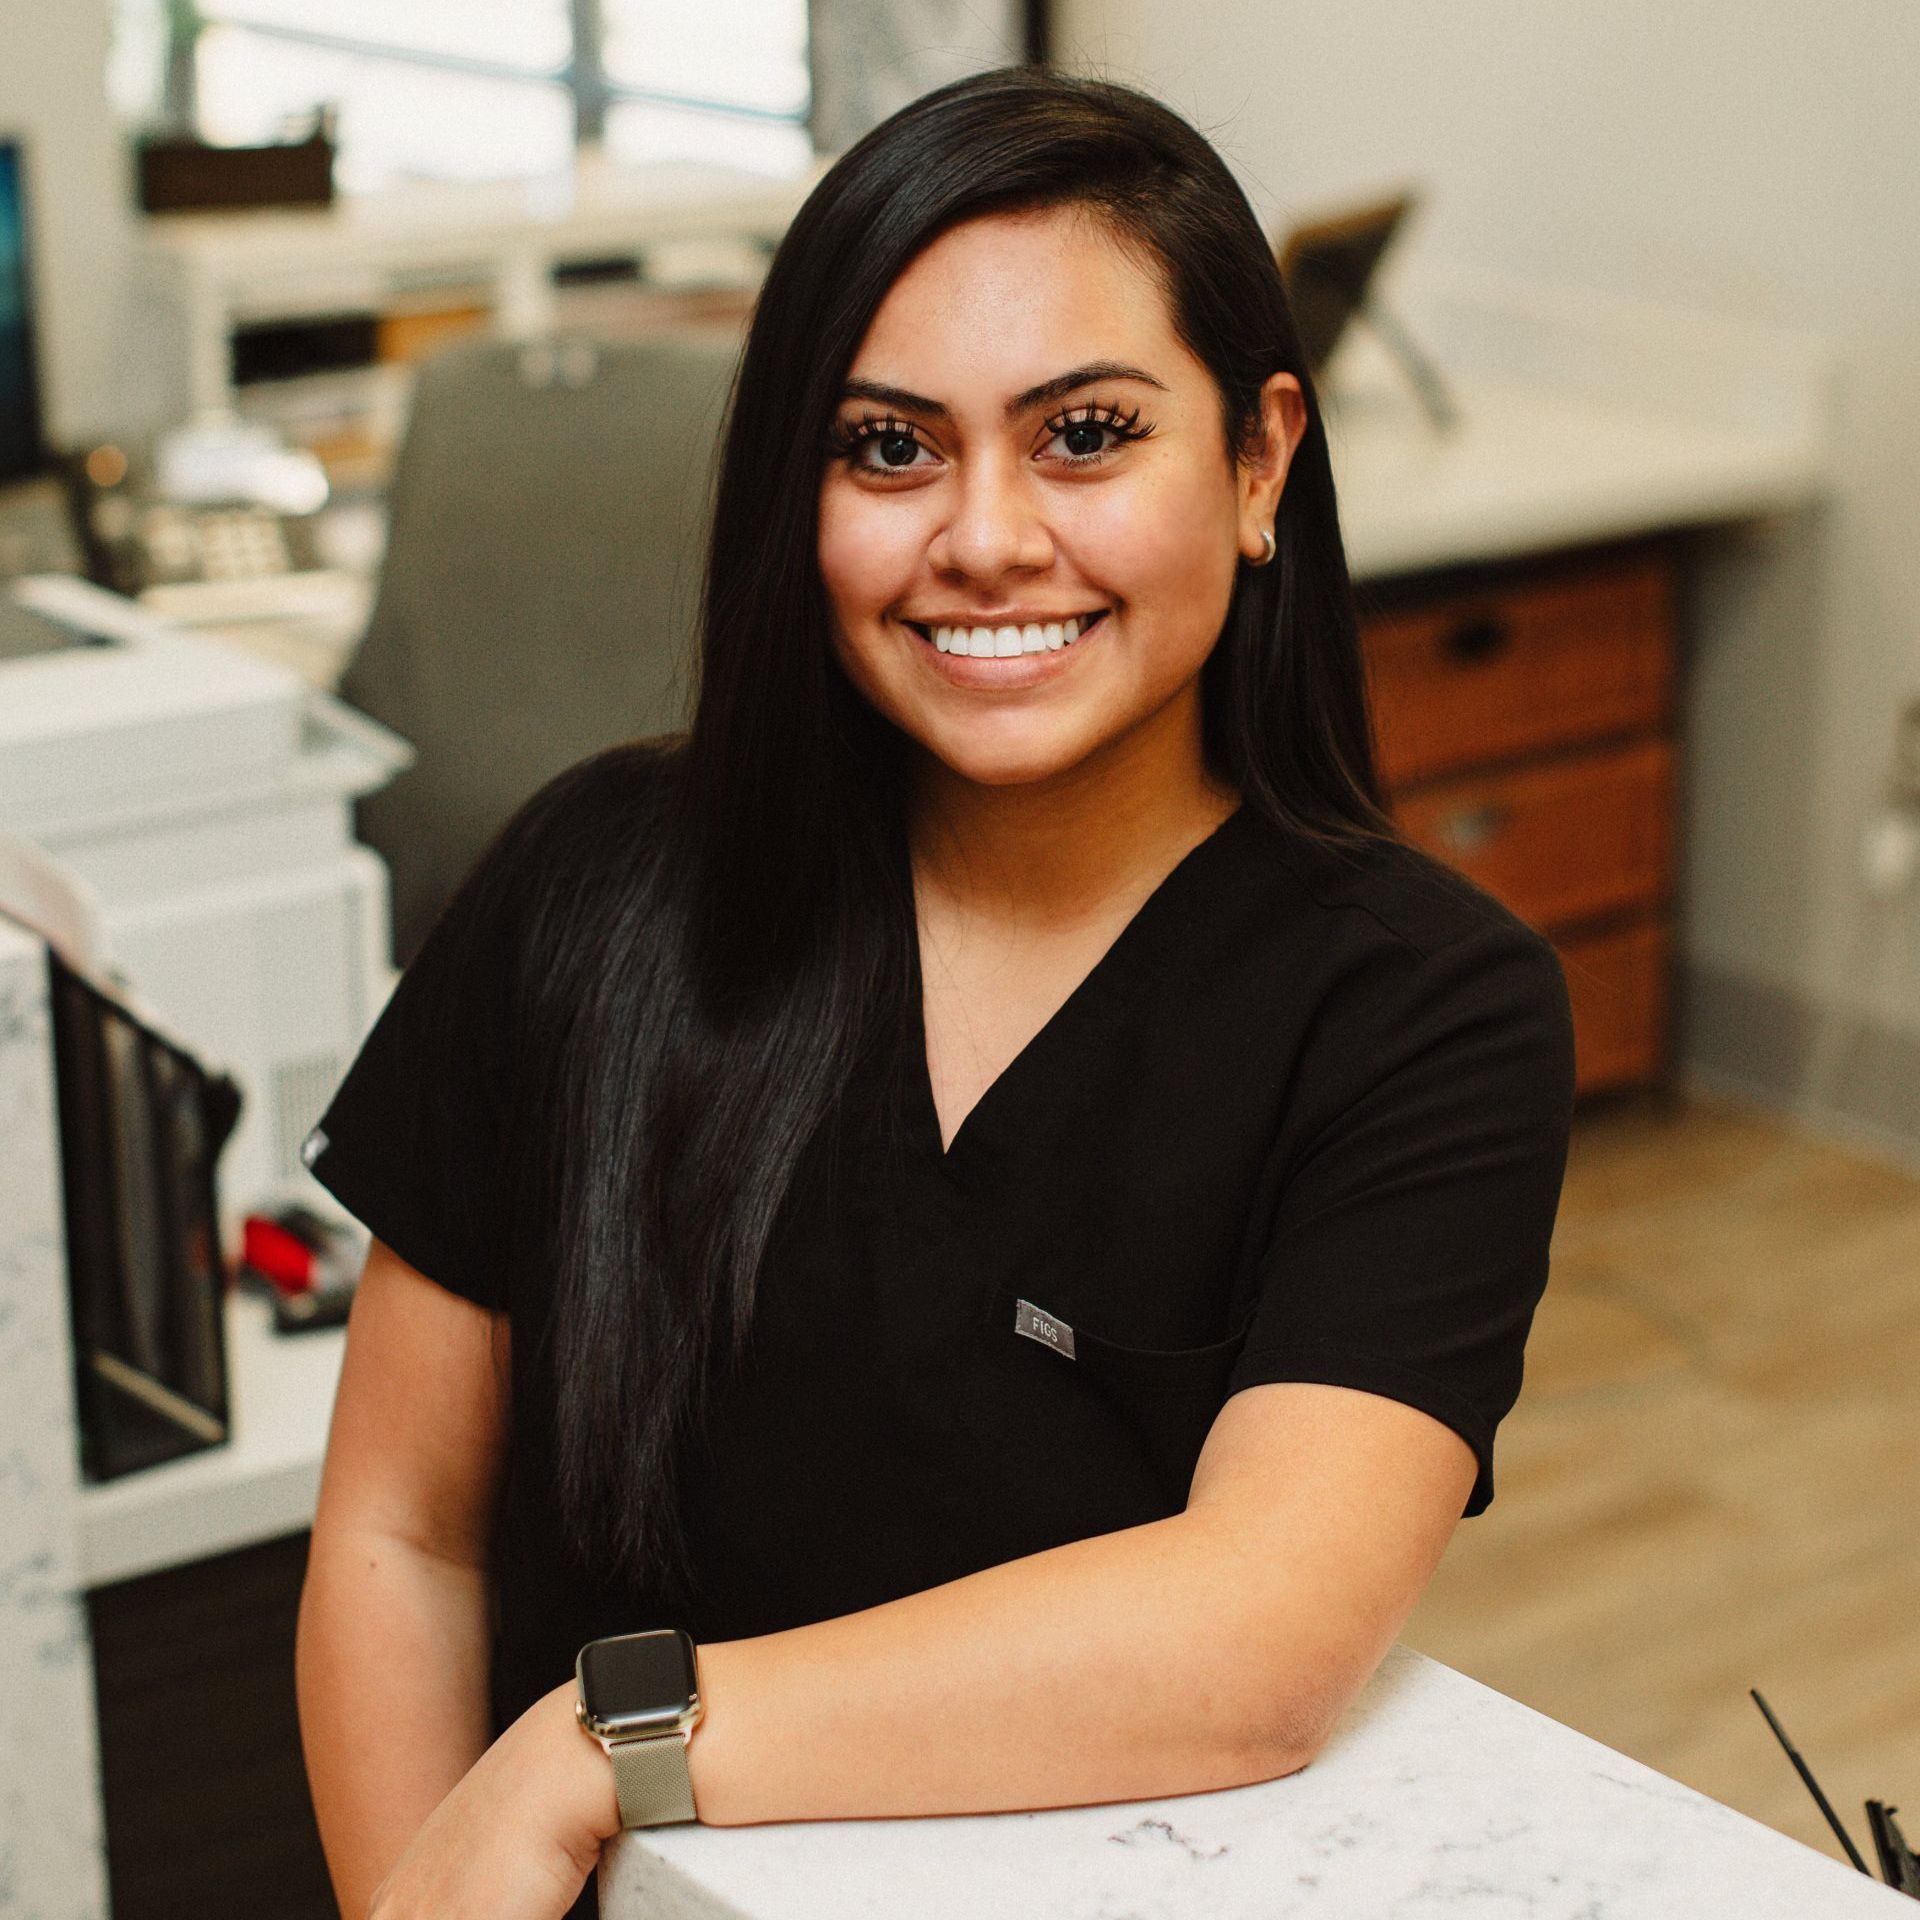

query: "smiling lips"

left=907, top=610, right=1108, bottom=657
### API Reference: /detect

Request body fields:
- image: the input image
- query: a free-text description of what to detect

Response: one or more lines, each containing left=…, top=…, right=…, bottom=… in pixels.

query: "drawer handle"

left=1438, top=802, right=1510, bottom=855
left=1441, top=614, right=1511, bottom=666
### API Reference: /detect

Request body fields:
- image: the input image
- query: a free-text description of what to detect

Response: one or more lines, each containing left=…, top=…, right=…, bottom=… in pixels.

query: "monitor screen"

left=0, top=140, right=46, bottom=483
left=1276, top=192, right=1414, bottom=377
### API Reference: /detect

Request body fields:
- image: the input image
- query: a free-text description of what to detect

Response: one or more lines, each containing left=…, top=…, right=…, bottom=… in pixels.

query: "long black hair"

left=519, top=65, right=1402, bottom=1601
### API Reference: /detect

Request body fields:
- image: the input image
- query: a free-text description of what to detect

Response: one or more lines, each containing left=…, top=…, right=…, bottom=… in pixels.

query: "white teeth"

left=922, top=613, right=1100, bottom=656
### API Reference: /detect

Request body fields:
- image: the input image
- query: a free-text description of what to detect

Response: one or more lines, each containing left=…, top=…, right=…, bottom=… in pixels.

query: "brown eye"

left=1041, top=401, right=1155, bottom=469
left=831, top=414, right=934, bottom=475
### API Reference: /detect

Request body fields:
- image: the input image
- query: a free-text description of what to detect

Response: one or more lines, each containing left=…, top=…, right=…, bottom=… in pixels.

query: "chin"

left=919, top=723, right=1102, bottom=791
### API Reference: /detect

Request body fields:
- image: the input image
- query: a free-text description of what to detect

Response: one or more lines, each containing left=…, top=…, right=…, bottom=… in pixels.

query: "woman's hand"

left=367, top=1679, right=621, bottom=1920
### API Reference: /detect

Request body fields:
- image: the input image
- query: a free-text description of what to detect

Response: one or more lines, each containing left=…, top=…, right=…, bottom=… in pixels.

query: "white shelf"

left=77, top=1290, right=345, bottom=1590
left=138, top=150, right=828, bottom=414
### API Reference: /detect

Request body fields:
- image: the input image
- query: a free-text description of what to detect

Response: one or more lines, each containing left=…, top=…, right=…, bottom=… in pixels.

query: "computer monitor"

left=0, top=138, right=47, bottom=483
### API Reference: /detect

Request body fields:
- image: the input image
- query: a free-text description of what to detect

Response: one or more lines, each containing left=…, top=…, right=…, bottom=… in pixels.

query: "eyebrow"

left=837, top=359, right=1170, bottom=423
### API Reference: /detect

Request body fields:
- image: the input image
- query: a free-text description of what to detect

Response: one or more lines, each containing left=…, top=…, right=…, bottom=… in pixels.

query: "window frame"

left=161, top=0, right=814, bottom=161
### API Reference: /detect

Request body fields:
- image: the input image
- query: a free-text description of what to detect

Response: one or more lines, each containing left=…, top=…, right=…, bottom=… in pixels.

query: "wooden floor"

left=1404, top=1083, right=1920, bottom=1874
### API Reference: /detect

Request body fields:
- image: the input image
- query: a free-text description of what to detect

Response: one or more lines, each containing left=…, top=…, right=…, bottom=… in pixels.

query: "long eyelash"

left=1051, top=400, right=1153, bottom=438
left=823, top=399, right=1158, bottom=468
left=825, top=412, right=923, bottom=459
left=1046, top=400, right=1157, bottom=460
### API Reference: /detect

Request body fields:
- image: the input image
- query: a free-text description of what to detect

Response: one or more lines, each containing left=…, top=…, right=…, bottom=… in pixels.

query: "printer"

left=0, top=573, right=411, bottom=1217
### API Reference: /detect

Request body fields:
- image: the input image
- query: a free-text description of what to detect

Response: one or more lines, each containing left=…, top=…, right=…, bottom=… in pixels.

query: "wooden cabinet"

left=88, top=1533, right=336, bottom=1920
left=1359, top=536, right=1682, bottom=1095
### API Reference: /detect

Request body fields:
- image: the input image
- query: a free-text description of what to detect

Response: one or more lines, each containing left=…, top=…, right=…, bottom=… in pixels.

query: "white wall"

left=0, top=0, right=132, bottom=444
left=1059, top=0, right=1920, bottom=1130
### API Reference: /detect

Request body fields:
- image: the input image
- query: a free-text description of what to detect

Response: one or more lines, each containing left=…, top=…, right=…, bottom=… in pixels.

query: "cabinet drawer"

left=1363, top=547, right=1676, bottom=785
left=1554, top=917, right=1670, bottom=1093
left=1392, top=737, right=1673, bottom=934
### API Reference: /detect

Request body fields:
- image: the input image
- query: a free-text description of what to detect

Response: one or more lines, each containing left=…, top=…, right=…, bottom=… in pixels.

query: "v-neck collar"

left=906, top=801, right=1252, bottom=1175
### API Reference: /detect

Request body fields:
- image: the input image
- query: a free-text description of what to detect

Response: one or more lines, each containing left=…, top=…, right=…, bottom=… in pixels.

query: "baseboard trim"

left=1678, top=958, right=1920, bottom=1179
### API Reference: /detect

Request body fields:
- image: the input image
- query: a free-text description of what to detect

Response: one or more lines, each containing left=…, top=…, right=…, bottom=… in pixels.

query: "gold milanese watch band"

left=608, top=1729, right=699, bottom=1827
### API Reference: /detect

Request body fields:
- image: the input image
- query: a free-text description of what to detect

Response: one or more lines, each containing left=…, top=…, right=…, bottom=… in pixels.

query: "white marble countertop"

left=0, top=919, right=111, bottom=1914
left=601, top=1645, right=1908, bottom=1920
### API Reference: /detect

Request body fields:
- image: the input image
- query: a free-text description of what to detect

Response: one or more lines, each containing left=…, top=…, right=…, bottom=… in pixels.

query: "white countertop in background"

left=1334, top=369, right=1820, bottom=581
left=601, top=1646, right=1908, bottom=1920
left=76, top=1291, right=343, bottom=1589
left=1331, top=262, right=1831, bottom=580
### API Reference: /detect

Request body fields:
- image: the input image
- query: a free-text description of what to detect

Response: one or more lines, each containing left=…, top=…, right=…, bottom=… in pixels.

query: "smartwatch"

left=575, top=1628, right=705, bottom=1828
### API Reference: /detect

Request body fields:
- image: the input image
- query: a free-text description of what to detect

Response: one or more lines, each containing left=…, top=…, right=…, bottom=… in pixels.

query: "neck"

left=904, top=688, right=1240, bottom=929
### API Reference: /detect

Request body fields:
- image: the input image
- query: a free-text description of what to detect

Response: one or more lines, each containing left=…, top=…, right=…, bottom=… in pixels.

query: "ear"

left=1236, top=372, right=1308, bottom=565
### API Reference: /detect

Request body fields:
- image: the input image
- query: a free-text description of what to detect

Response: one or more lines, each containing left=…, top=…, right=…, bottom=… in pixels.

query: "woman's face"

left=817, top=203, right=1304, bottom=796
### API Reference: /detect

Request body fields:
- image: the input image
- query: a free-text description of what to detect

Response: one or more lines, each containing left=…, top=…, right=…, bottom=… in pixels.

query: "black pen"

left=1750, top=1688, right=1871, bottom=1875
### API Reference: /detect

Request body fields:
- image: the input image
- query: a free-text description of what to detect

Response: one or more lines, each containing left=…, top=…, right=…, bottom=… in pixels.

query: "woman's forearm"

left=296, top=1522, right=496, bottom=1917
left=364, top=1384, right=1473, bottom=1903
left=678, top=1504, right=1323, bottom=1828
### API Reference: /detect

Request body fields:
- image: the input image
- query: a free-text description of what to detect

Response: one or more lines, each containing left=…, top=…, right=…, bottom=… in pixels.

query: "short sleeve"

left=301, top=825, right=523, bottom=1308
left=1224, top=919, right=1577, bottom=1516
left=305, top=741, right=672, bottom=1311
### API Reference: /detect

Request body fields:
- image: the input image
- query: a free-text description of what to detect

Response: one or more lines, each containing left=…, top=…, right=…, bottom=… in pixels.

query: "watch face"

left=577, top=1630, right=699, bottom=1739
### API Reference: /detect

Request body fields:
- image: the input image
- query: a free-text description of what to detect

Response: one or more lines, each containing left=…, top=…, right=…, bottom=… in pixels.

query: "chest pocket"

left=979, top=1280, right=1255, bottom=1508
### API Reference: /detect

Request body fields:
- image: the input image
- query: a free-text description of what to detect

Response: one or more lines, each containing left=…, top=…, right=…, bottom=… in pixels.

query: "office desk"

left=1329, top=268, right=1827, bottom=1098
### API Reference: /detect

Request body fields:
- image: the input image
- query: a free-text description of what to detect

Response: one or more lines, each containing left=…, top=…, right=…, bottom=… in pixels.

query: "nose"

left=926, top=448, right=1055, bottom=584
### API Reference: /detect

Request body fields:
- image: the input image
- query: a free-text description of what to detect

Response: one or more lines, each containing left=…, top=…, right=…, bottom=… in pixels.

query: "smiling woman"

left=818, top=204, right=1300, bottom=783
left=292, top=65, right=1576, bottom=1920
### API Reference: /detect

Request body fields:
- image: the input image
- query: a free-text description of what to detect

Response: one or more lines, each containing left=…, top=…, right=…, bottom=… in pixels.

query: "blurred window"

left=603, top=0, right=811, bottom=176
left=111, top=1, right=813, bottom=191
left=602, top=0, right=807, bottom=119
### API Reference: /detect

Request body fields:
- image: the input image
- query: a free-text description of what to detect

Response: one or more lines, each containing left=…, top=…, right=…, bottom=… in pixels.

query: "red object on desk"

left=241, top=1215, right=318, bottom=1294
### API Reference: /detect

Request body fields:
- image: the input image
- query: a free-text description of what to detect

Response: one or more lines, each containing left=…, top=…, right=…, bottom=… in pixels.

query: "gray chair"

left=342, top=325, right=745, bottom=964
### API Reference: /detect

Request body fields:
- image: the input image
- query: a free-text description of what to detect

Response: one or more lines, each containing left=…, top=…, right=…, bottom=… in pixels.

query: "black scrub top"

left=306, top=740, right=1576, bottom=1752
